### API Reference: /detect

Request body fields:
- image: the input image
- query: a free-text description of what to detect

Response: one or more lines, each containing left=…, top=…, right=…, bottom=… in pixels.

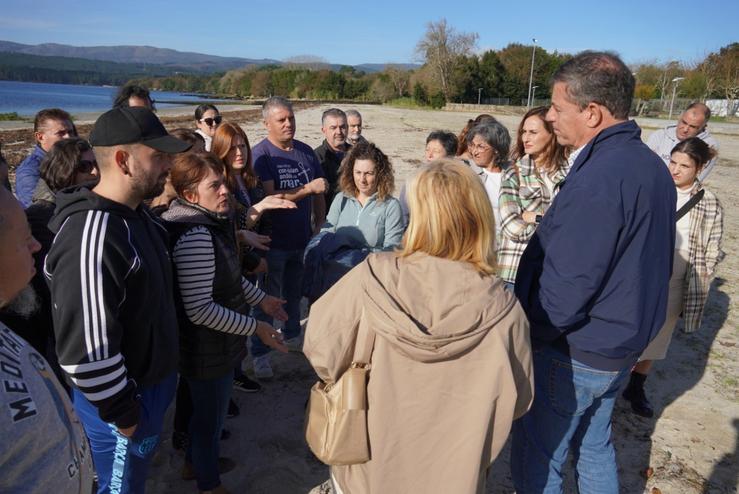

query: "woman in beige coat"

left=304, top=160, right=534, bottom=494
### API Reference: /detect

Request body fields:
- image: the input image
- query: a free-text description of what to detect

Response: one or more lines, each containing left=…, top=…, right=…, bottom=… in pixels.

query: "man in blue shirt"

left=511, top=52, right=676, bottom=493
left=252, top=96, right=327, bottom=378
left=14, top=108, right=75, bottom=208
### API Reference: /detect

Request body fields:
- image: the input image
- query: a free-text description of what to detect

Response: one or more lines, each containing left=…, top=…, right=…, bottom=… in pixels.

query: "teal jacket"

left=321, top=192, right=405, bottom=251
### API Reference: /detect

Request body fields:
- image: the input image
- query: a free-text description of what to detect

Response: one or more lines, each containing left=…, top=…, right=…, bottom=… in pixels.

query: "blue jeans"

left=510, top=346, right=630, bottom=494
left=185, top=372, right=233, bottom=491
left=252, top=248, right=304, bottom=357
left=73, top=373, right=177, bottom=494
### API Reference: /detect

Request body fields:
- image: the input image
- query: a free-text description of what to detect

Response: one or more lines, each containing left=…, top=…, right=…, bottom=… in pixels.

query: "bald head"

left=0, top=188, right=41, bottom=307
left=677, top=103, right=710, bottom=141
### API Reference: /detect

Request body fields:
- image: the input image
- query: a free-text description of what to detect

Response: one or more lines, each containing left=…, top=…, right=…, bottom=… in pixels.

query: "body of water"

left=0, top=80, right=229, bottom=116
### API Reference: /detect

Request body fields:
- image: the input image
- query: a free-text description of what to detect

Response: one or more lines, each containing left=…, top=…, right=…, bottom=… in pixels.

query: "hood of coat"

left=160, top=198, right=231, bottom=227
left=361, top=252, right=518, bottom=363
left=48, top=184, right=143, bottom=232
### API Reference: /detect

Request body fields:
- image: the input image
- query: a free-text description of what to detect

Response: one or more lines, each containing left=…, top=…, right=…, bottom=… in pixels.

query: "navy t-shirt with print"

left=253, top=138, right=325, bottom=250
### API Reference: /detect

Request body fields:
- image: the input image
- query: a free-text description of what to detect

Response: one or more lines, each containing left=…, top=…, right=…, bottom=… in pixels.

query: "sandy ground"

left=3, top=104, right=736, bottom=493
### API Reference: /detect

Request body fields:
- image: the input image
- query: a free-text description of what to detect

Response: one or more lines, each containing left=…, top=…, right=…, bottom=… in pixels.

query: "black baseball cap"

left=89, top=106, right=191, bottom=153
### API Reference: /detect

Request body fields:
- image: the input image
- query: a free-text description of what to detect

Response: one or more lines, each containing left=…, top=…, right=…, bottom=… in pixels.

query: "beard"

left=1, top=285, right=41, bottom=318
left=132, top=169, right=167, bottom=201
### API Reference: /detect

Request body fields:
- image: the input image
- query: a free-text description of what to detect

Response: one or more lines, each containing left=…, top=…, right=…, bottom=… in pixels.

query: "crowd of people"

left=0, top=50, right=725, bottom=494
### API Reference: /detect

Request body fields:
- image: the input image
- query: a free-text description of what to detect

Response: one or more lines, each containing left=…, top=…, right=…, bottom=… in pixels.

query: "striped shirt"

left=173, top=226, right=265, bottom=336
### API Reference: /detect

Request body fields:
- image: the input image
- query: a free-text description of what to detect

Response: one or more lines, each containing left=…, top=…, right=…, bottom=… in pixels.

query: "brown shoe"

left=181, top=457, right=237, bottom=481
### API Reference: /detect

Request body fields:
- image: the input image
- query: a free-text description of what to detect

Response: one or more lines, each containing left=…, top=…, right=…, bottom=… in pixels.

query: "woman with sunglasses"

left=195, top=104, right=222, bottom=151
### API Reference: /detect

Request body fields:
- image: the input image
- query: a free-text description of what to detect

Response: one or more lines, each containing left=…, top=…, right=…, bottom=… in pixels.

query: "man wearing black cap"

left=44, top=107, right=190, bottom=493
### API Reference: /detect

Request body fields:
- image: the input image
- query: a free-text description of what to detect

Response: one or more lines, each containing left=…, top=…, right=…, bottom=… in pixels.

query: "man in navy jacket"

left=511, top=52, right=676, bottom=493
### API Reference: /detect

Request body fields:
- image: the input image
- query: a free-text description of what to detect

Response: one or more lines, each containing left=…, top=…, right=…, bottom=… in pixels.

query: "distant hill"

left=0, top=41, right=278, bottom=73
left=0, top=40, right=419, bottom=75
left=0, top=51, right=204, bottom=85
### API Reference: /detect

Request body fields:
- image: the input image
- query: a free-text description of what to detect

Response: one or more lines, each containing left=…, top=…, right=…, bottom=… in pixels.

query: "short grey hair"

left=466, top=122, right=511, bottom=167
left=262, top=96, right=293, bottom=120
left=321, top=108, right=347, bottom=126
left=552, top=51, right=634, bottom=120
left=345, top=109, right=362, bottom=121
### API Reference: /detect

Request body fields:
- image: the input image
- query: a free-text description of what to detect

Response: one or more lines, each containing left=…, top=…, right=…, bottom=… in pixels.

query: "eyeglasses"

left=468, top=143, right=492, bottom=152
left=200, top=116, right=223, bottom=127
left=78, top=159, right=97, bottom=174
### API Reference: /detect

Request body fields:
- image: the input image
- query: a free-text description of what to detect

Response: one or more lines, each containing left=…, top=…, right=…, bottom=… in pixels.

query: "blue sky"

left=1, top=0, right=736, bottom=66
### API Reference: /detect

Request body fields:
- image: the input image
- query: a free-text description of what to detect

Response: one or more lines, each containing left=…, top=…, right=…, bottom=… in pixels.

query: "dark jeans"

left=252, top=248, right=304, bottom=357
left=510, top=345, right=630, bottom=493
left=173, top=376, right=192, bottom=435
left=185, top=373, right=233, bottom=491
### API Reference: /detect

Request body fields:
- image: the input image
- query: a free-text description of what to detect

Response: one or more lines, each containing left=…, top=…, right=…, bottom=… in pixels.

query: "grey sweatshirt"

left=0, top=322, right=94, bottom=493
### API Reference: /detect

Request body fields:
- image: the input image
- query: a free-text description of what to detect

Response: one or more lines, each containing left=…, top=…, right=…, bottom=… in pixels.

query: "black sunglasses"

left=200, top=115, right=223, bottom=127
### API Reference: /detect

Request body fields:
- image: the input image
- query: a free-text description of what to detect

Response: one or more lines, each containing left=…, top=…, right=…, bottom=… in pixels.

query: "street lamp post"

left=478, top=87, right=483, bottom=105
left=531, top=85, right=539, bottom=106
left=526, top=38, right=537, bottom=109
left=668, top=77, right=685, bottom=119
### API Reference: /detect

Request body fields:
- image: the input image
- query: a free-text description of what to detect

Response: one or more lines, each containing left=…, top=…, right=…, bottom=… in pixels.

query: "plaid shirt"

left=682, top=182, right=725, bottom=332
left=497, top=156, right=569, bottom=282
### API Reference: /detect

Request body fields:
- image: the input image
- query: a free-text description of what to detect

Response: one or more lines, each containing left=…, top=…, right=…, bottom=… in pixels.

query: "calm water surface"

left=0, top=80, right=228, bottom=116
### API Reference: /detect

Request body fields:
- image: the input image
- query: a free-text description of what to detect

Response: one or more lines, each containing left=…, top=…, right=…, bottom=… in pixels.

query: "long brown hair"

left=211, top=122, right=257, bottom=190
left=339, top=141, right=395, bottom=201
left=513, top=106, right=567, bottom=172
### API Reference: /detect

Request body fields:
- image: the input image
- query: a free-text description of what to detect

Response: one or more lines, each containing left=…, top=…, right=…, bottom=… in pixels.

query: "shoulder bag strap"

left=351, top=308, right=376, bottom=367
left=676, top=189, right=704, bottom=222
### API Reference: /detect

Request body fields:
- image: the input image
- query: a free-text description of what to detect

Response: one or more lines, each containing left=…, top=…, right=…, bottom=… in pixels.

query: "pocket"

left=546, top=358, right=615, bottom=417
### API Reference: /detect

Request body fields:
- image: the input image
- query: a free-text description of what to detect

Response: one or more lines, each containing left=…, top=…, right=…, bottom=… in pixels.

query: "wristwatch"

left=535, top=214, right=543, bottom=224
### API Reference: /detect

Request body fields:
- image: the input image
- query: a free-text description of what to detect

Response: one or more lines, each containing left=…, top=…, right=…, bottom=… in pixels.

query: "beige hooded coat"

left=304, top=252, right=534, bottom=494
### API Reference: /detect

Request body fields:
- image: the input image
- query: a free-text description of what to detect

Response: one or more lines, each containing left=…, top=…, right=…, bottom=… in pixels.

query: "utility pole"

left=526, top=38, right=537, bottom=108
left=669, top=77, right=685, bottom=119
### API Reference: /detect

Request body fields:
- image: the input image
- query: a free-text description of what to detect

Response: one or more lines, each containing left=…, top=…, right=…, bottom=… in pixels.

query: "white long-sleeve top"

left=172, top=225, right=265, bottom=336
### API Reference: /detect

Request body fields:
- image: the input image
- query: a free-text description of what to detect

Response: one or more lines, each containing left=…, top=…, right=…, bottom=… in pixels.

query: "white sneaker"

left=285, top=336, right=303, bottom=353
left=253, top=355, right=274, bottom=379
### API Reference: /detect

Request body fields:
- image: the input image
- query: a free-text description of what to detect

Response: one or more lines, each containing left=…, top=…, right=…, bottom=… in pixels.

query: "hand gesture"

left=248, top=258, right=268, bottom=274
left=255, top=321, right=288, bottom=353
left=259, top=295, right=287, bottom=322
left=256, top=195, right=297, bottom=212
left=308, top=178, right=328, bottom=195
left=237, top=230, right=272, bottom=250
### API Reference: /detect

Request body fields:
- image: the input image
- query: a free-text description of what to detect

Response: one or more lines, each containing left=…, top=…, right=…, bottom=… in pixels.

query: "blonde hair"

left=400, top=160, right=496, bottom=274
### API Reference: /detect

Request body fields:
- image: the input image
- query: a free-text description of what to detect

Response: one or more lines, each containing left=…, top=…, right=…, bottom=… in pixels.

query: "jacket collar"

left=570, top=120, right=641, bottom=174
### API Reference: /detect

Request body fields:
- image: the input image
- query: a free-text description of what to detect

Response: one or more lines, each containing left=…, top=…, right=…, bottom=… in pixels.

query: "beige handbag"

left=304, top=311, right=376, bottom=465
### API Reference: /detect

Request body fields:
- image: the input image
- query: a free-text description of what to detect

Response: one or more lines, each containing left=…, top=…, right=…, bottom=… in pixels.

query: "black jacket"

left=314, top=140, right=350, bottom=206
left=45, top=186, right=178, bottom=428
left=163, top=200, right=253, bottom=379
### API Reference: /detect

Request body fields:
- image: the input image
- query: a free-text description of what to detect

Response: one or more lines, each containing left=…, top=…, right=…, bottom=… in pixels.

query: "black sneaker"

left=233, top=375, right=262, bottom=393
left=622, top=384, right=654, bottom=418
left=227, top=399, right=240, bottom=418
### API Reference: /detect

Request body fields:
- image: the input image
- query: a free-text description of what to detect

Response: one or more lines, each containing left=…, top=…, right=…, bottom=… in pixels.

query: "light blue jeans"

left=510, top=345, right=631, bottom=494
